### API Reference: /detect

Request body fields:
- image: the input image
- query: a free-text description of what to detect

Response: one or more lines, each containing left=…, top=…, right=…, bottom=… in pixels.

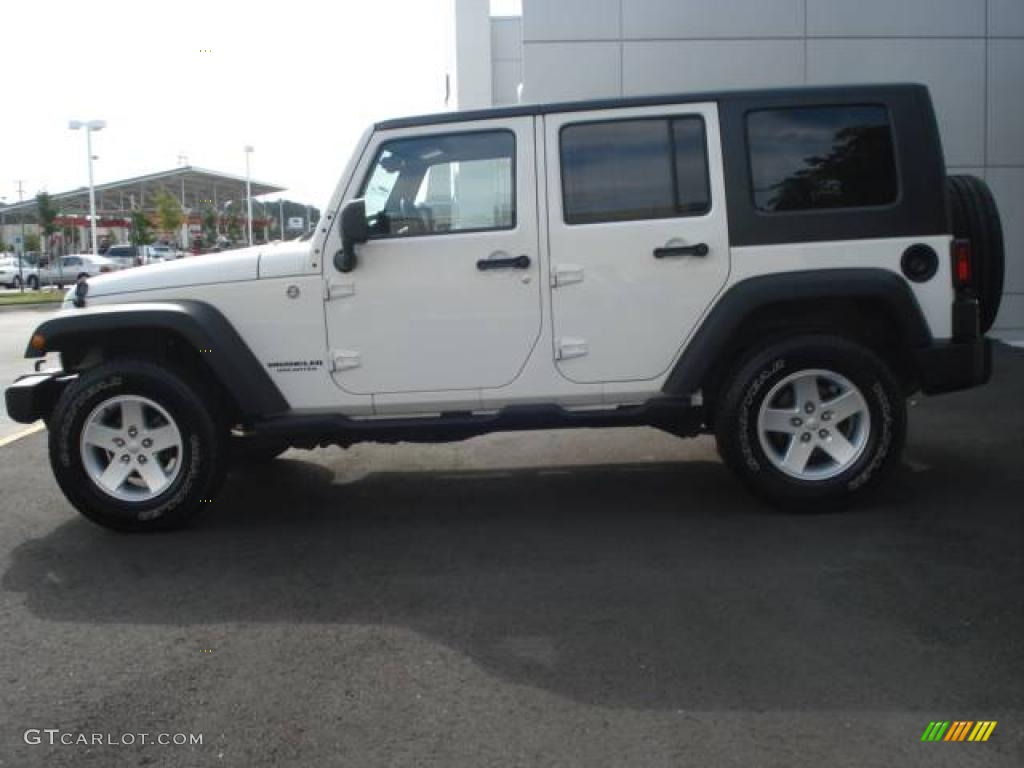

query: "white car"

left=145, top=245, right=178, bottom=263
left=0, top=256, right=40, bottom=289
left=5, top=84, right=1002, bottom=531
left=36, top=254, right=119, bottom=287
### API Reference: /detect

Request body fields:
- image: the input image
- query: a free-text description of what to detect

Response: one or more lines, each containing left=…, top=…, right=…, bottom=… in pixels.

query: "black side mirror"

left=334, top=199, right=368, bottom=273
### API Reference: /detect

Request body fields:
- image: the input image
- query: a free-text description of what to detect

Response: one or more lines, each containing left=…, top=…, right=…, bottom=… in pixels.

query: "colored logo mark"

left=921, top=721, right=997, bottom=742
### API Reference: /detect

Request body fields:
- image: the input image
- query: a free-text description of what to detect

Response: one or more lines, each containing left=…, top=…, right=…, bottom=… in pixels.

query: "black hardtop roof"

left=375, top=83, right=928, bottom=131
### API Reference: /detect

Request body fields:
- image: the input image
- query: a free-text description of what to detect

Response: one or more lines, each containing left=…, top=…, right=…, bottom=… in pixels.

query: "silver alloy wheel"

left=756, top=368, right=871, bottom=481
left=79, top=395, right=184, bottom=502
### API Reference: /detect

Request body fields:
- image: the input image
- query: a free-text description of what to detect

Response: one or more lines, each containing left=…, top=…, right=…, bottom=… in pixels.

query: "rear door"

left=545, top=103, right=730, bottom=384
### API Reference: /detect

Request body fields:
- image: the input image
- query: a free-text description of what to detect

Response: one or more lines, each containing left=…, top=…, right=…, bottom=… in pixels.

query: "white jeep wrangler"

left=6, top=84, right=1002, bottom=531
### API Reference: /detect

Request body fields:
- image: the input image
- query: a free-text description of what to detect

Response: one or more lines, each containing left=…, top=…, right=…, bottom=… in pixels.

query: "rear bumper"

left=5, top=372, right=70, bottom=424
left=914, top=338, right=992, bottom=395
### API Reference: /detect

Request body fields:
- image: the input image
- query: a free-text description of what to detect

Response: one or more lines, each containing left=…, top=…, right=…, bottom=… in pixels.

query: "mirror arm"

left=334, top=239, right=358, bottom=273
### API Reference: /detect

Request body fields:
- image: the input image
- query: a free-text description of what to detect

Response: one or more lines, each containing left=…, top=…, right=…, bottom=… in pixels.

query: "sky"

left=0, top=0, right=477, bottom=208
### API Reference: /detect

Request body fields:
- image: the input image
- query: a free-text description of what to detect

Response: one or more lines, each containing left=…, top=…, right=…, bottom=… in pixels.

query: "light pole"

left=16, top=180, right=27, bottom=291
left=69, top=119, right=106, bottom=255
left=279, top=199, right=284, bottom=241
left=244, top=145, right=254, bottom=246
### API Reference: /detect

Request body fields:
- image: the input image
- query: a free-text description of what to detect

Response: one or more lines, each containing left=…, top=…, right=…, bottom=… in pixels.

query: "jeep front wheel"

left=715, top=335, right=906, bottom=507
left=48, top=360, right=227, bottom=531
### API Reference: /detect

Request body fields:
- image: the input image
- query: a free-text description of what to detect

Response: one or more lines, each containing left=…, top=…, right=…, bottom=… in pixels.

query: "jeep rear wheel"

left=715, top=335, right=906, bottom=507
left=48, top=360, right=227, bottom=531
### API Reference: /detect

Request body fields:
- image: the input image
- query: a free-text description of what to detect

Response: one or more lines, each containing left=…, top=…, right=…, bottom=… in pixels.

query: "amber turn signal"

left=30, top=334, right=46, bottom=351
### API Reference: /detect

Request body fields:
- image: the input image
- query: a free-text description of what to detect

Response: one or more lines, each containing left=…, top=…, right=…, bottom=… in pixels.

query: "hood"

left=82, top=240, right=314, bottom=300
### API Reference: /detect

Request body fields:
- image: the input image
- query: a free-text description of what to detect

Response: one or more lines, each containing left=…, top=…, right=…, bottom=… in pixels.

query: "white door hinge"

left=555, top=337, right=588, bottom=360
left=330, top=350, right=361, bottom=371
left=324, top=281, right=356, bottom=301
left=550, top=263, right=584, bottom=288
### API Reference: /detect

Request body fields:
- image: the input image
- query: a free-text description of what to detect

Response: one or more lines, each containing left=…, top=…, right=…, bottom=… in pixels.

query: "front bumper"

left=5, top=372, right=71, bottom=424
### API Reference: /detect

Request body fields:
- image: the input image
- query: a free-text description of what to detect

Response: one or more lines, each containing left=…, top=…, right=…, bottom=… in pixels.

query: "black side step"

left=248, top=399, right=705, bottom=449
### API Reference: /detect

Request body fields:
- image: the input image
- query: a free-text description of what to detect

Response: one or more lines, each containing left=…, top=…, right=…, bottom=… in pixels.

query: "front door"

left=545, top=103, right=730, bottom=384
left=324, top=118, right=541, bottom=395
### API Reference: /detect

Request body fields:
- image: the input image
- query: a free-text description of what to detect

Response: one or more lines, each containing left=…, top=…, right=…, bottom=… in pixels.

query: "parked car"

left=35, top=254, right=119, bottom=287
left=5, top=84, right=1003, bottom=532
left=146, top=245, right=177, bottom=263
left=0, top=256, right=41, bottom=289
left=104, top=245, right=140, bottom=269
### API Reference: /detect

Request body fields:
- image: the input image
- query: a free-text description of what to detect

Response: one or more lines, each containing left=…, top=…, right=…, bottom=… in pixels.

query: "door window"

left=560, top=117, right=710, bottom=225
left=360, top=130, right=515, bottom=238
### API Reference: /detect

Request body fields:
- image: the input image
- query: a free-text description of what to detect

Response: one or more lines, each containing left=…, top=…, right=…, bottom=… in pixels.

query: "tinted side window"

left=747, top=105, right=898, bottom=213
left=561, top=117, right=710, bottom=225
left=360, top=130, right=515, bottom=238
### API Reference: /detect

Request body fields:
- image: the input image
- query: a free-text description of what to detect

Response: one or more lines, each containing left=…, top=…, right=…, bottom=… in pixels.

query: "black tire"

left=946, top=175, right=1005, bottom=333
left=715, top=335, right=906, bottom=508
left=27, top=275, right=39, bottom=290
left=12, top=276, right=22, bottom=289
left=48, top=360, right=228, bottom=532
left=77, top=272, right=89, bottom=281
left=229, top=438, right=289, bottom=468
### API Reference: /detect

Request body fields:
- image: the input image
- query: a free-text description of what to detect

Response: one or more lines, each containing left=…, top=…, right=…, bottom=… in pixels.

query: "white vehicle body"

left=10, top=84, right=1000, bottom=529
left=75, top=103, right=952, bottom=417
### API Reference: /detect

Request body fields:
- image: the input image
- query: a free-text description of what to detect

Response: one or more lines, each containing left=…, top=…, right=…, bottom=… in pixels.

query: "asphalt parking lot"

left=0, top=346, right=1022, bottom=767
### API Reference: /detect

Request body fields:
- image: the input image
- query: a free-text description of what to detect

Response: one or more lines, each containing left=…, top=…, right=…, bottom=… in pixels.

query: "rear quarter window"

left=747, top=105, right=898, bottom=213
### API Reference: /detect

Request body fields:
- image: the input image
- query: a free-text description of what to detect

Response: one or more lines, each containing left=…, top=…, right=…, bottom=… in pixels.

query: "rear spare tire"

left=946, top=175, right=1005, bottom=333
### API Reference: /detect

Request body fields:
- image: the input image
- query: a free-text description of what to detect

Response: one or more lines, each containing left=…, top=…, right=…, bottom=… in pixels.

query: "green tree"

left=25, top=232, right=41, bottom=252
left=35, top=192, right=59, bottom=258
left=225, top=213, right=242, bottom=244
left=153, top=190, right=183, bottom=242
left=200, top=206, right=218, bottom=247
left=130, top=211, right=154, bottom=246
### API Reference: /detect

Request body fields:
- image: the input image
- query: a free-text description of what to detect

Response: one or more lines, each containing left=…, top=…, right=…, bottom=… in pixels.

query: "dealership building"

left=451, top=0, right=1024, bottom=334
left=0, top=166, right=287, bottom=254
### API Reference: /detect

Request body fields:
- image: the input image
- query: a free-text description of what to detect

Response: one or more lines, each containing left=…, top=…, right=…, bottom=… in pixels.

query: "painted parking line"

left=0, top=422, right=45, bottom=447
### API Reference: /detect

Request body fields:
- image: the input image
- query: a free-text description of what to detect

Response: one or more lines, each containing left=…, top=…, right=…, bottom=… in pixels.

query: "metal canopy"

left=0, top=166, right=286, bottom=223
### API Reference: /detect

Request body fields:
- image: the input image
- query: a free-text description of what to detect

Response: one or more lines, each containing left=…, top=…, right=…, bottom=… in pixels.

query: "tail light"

left=952, top=239, right=972, bottom=289
left=100, top=266, right=112, bottom=273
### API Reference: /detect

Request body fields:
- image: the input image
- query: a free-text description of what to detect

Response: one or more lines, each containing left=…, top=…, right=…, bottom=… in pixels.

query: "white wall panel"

left=807, top=0, right=985, bottom=37
left=623, top=40, right=804, bottom=94
left=808, top=38, right=986, bottom=167
left=622, top=0, right=803, bottom=39
left=989, top=0, right=1024, bottom=37
left=522, top=0, right=620, bottom=41
left=491, top=17, right=523, bottom=60
left=522, top=42, right=621, bottom=100
left=988, top=41, right=1024, bottom=166
left=987, top=168, right=1024, bottom=294
left=492, top=60, right=524, bottom=105
left=994, top=295, right=1024, bottom=332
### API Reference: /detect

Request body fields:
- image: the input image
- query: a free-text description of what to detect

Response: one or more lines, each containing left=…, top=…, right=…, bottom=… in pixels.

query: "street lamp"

left=68, top=119, right=106, bottom=255
left=244, top=145, right=254, bottom=246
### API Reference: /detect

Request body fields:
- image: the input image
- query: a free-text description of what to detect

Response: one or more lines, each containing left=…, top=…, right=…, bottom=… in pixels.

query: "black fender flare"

left=26, top=300, right=288, bottom=418
left=662, top=268, right=933, bottom=396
